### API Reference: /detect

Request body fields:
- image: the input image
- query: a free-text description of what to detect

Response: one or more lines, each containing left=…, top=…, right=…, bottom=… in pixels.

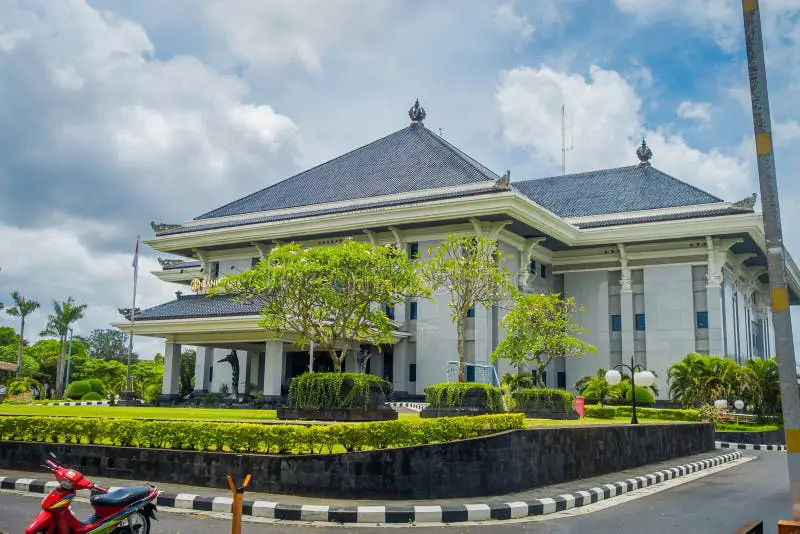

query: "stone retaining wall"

left=714, top=429, right=785, bottom=445
left=0, top=423, right=713, bottom=499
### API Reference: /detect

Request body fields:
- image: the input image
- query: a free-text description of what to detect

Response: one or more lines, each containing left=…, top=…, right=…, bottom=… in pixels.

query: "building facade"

left=116, top=102, right=800, bottom=400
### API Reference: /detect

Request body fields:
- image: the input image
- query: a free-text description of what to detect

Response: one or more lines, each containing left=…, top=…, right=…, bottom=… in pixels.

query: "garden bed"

left=511, top=388, right=578, bottom=420
left=277, top=406, right=397, bottom=421
left=421, top=383, right=504, bottom=418
left=279, top=372, right=395, bottom=421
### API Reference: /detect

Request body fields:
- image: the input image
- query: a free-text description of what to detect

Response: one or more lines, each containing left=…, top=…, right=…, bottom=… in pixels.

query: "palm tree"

left=745, top=357, right=780, bottom=416
left=501, top=371, right=535, bottom=393
left=6, top=291, right=40, bottom=378
left=576, top=369, right=614, bottom=402
left=668, top=353, right=708, bottom=407
left=41, top=297, right=87, bottom=398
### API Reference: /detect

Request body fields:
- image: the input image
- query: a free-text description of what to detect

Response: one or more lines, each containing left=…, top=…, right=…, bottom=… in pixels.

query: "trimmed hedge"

left=583, top=405, right=701, bottom=422
left=584, top=404, right=617, bottom=419
left=424, top=383, right=505, bottom=413
left=82, top=392, right=104, bottom=401
left=511, top=388, right=575, bottom=412
left=624, top=386, right=655, bottom=406
left=0, top=413, right=524, bottom=454
left=288, top=372, right=390, bottom=409
left=67, top=379, right=106, bottom=400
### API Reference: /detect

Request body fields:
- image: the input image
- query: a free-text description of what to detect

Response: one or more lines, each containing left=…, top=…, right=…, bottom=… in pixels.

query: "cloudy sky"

left=2, top=0, right=800, bottom=358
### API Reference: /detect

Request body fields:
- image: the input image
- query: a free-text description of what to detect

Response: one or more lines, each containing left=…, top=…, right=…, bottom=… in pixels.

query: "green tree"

left=491, top=292, right=596, bottom=388
left=40, top=297, right=88, bottom=398
left=0, top=326, right=17, bottom=347
left=213, top=239, right=428, bottom=372
left=745, top=356, right=781, bottom=416
left=5, top=291, right=40, bottom=378
left=0, top=344, right=38, bottom=377
left=87, top=328, right=135, bottom=362
left=180, top=348, right=196, bottom=396
left=25, top=339, right=88, bottom=394
left=421, top=235, right=512, bottom=381
left=668, top=353, right=759, bottom=409
left=72, top=358, right=127, bottom=394
left=130, top=359, right=163, bottom=402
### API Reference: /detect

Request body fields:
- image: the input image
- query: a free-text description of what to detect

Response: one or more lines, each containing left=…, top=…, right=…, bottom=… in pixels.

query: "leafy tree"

left=213, top=239, right=428, bottom=372
left=0, top=326, right=17, bottom=347
left=421, top=235, right=512, bottom=381
left=500, top=371, right=534, bottom=393
left=87, top=328, right=136, bottom=363
left=72, top=358, right=127, bottom=394
left=0, top=345, right=38, bottom=377
left=491, top=292, right=597, bottom=388
left=745, top=357, right=781, bottom=416
left=25, top=339, right=88, bottom=394
left=130, top=359, right=164, bottom=402
left=40, top=297, right=88, bottom=398
left=5, top=291, right=40, bottom=378
left=180, top=348, right=196, bottom=396
left=668, top=353, right=760, bottom=410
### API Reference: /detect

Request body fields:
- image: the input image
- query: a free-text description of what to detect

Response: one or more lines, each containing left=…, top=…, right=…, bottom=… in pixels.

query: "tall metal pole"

left=127, top=236, right=140, bottom=393
left=741, top=0, right=800, bottom=518
left=64, top=328, right=73, bottom=398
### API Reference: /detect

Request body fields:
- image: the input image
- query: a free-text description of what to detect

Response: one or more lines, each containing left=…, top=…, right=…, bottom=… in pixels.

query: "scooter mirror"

left=48, top=452, right=58, bottom=462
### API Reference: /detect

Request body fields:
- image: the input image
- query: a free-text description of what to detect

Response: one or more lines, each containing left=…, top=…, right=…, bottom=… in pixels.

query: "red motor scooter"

left=24, top=453, right=158, bottom=533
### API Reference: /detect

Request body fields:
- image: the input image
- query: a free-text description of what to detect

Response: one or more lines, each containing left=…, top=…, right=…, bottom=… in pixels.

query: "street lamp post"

left=63, top=327, right=74, bottom=399
left=605, top=356, right=656, bottom=425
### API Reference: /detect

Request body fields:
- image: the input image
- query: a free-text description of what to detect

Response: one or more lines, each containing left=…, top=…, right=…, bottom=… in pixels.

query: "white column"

left=194, top=347, right=213, bottom=392
left=393, top=340, right=408, bottom=392
left=473, top=304, right=492, bottom=365
left=247, top=350, right=259, bottom=388
left=162, top=342, right=181, bottom=395
left=706, top=276, right=725, bottom=356
left=262, top=341, right=283, bottom=397
left=371, top=351, right=384, bottom=379
left=618, top=244, right=634, bottom=366
left=344, top=347, right=358, bottom=373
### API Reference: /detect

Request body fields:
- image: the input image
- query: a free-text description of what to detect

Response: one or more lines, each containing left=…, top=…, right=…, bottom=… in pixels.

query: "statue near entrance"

left=218, top=350, right=240, bottom=399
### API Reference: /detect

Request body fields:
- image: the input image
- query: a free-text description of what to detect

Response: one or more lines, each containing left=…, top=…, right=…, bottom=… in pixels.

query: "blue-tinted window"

left=635, top=314, right=646, bottom=331
left=697, top=311, right=709, bottom=329
left=209, top=366, right=213, bottom=383
left=467, top=306, right=476, bottom=318
left=557, top=371, right=566, bottom=389
left=409, top=364, right=417, bottom=382
left=466, top=366, right=475, bottom=382
left=409, top=301, right=418, bottom=320
left=409, top=242, right=419, bottom=259
left=540, top=264, right=547, bottom=278
left=529, top=260, right=536, bottom=275
left=385, top=304, right=395, bottom=321
left=611, top=314, right=622, bottom=331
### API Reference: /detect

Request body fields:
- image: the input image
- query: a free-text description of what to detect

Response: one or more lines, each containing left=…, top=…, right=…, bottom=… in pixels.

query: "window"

left=541, top=371, right=547, bottom=386
left=209, top=366, right=213, bottom=383
left=696, top=311, right=709, bottom=329
left=251, top=257, right=259, bottom=268
left=540, top=263, right=547, bottom=278
left=611, top=314, right=622, bottom=332
left=409, top=242, right=419, bottom=260
left=557, top=371, right=566, bottom=389
left=466, top=366, right=475, bottom=382
left=409, top=364, right=417, bottom=382
left=211, top=262, right=220, bottom=278
left=385, top=304, right=395, bottom=321
left=529, top=260, right=536, bottom=275
left=467, top=306, right=476, bottom=318
left=635, top=314, right=646, bottom=331
left=409, top=301, right=418, bottom=320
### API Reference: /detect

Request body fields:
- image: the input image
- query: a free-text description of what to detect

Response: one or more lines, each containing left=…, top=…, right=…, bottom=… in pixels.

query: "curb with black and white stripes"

left=716, top=441, right=786, bottom=452
left=34, top=401, right=110, bottom=406
left=388, top=402, right=428, bottom=412
left=0, top=451, right=742, bottom=524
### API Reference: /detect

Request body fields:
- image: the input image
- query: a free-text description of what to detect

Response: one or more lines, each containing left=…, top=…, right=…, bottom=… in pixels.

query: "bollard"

left=779, top=520, right=800, bottom=534
left=227, top=474, right=252, bottom=534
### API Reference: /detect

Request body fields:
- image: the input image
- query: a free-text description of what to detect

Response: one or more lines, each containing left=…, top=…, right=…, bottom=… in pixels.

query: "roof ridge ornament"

left=731, top=193, right=758, bottom=211
left=636, top=136, right=652, bottom=167
left=408, top=98, right=426, bottom=125
left=158, top=257, right=185, bottom=268
left=151, top=221, right=182, bottom=234
left=494, top=169, right=511, bottom=190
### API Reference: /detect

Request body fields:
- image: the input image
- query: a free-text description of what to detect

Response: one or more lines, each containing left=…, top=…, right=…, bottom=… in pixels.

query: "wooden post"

left=227, top=474, right=252, bottom=534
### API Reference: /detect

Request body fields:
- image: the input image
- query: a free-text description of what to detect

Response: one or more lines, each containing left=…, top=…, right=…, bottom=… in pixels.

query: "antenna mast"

left=561, top=104, right=574, bottom=174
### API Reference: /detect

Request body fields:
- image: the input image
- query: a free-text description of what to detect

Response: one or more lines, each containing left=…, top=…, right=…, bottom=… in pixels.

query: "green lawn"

left=0, top=404, right=277, bottom=421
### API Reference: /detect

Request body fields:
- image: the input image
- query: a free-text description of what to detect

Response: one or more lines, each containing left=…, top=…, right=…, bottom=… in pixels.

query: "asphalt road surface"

left=0, top=452, right=790, bottom=533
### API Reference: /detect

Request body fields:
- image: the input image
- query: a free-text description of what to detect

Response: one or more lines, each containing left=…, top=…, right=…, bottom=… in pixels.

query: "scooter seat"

left=91, top=486, right=150, bottom=507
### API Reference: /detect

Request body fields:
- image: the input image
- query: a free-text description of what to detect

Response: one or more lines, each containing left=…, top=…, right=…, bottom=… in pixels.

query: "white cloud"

left=677, top=100, right=712, bottom=122
left=494, top=1, right=535, bottom=42
left=496, top=65, right=751, bottom=200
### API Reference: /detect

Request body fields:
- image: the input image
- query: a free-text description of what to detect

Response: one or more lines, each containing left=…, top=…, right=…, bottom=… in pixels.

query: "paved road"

left=0, top=452, right=790, bottom=533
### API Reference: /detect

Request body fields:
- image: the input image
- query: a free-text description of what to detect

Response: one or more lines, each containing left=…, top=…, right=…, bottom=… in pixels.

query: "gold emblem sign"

left=190, top=278, right=217, bottom=293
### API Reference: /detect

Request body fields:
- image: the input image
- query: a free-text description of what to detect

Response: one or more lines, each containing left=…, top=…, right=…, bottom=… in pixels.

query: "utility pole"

left=741, top=0, right=800, bottom=519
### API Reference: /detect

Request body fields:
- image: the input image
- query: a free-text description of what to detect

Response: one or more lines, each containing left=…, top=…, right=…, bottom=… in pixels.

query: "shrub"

left=424, top=383, right=505, bottom=413
left=0, top=413, right=525, bottom=454
left=624, top=386, right=655, bottom=406
left=67, top=381, right=92, bottom=400
left=511, top=388, right=575, bottom=412
left=82, top=392, right=103, bottom=401
left=87, top=379, right=107, bottom=396
left=615, top=406, right=700, bottom=422
left=288, top=372, right=391, bottom=409
left=584, top=404, right=616, bottom=419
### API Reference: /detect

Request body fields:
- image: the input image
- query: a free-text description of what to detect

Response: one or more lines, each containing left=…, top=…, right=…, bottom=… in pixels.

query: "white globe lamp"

left=605, top=369, right=622, bottom=386
left=634, top=370, right=655, bottom=388
left=734, top=399, right=745, bottom=410
left=714, top=399, right=728, bottom=409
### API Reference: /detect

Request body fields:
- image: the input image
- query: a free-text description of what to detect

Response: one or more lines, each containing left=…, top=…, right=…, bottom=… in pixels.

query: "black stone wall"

left=0, top=423, right=713, bottom=499
left=715, top=429, right=785, bottom=445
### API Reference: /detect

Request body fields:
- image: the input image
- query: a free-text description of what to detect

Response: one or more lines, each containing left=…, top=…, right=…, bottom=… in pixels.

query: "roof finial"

left=636, top=136, right=652, bottom=167
left=408, top=98, right=426, bottom=125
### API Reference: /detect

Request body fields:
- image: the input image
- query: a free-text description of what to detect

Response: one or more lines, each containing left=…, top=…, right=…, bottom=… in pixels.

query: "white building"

left=116, top=101, right=800, bottom=401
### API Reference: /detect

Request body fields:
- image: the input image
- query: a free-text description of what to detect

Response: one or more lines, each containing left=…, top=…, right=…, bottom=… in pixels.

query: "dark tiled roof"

left=575, top=208, right=746, bottom=229
left=163, top=187, right=503, bottom=236
left=195, top=124, right=499, bottom=220
left=163, top=261, right=200, bottom=271
left=135, top=294, right=262, bottom=321
left=514, top=165, right=723, bottom=218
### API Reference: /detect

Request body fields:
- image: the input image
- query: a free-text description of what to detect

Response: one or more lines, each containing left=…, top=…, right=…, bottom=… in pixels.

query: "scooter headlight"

left=59, top=478, right=73, bottom=490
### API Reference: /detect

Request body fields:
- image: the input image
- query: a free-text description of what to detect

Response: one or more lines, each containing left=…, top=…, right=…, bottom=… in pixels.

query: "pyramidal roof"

left=196, top=121, right=499, bottom=220
left=514, top=164, right=724, bottom=218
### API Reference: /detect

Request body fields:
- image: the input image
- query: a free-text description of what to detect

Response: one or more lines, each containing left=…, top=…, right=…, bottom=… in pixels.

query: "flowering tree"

left=491, top=292, right=596, bottom=388
left=212, top=239, right=428, bottom=372
left=421, top=235, right=513, bottom=382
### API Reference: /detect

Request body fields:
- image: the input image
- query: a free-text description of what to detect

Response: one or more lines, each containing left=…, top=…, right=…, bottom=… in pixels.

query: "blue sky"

left=1, top=0, right=800, bottom=357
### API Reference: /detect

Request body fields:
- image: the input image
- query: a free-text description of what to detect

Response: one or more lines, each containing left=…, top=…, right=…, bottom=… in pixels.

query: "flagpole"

left=127, top=235, right=140, bottom=393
